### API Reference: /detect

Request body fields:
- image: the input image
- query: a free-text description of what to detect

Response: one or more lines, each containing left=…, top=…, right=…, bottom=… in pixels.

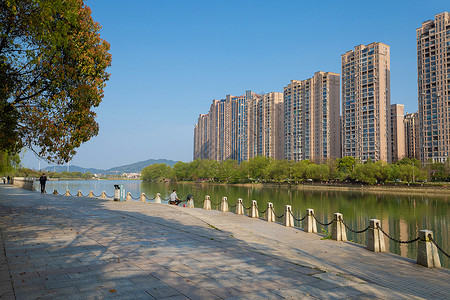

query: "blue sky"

left=22, top=0, right=449, bottom=170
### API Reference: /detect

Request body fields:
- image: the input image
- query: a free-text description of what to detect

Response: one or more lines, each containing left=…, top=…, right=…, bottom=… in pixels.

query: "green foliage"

left=1, top=0, right=111, bottom=163
left=137, top=157, right=447, bottom=185
left=141, top=163, right=172, bottom=182
left=0, top=150, right=21, bottom=174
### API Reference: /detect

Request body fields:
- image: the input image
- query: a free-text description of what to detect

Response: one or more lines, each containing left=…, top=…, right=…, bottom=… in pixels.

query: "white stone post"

left=331, top=213, right=347, bottom=241
left=250, top=200, right=259, bottom=218
left=65, top=190, right=71, bottom=196
left=154, top=193, right=162, bottom=203
left=53, top=190, right=58, bottom=195
left=76, top=190, right=82, bottom=197
left=187, top=196, right=194, bottom=208
left=236, top=198, right=244, bottom=215
left=126, top=192, right=132, bottom=201
left=88, top=190, right=94, bottom=197
left=101, top=191, right=106, bottom=199
left=417, top=230, right=441, bottom=268
left=304, top=209, right=317, bottom=233
left=266, top=202, right=275, bottom=222
left=203, top=195, right=211, bottom=210
left=140, top=193, right=146, bottom=202
left=284, top=205, right=294, bottom=227
left=367, top=219, right=385, bottom=252
left=220, top=197, right=229, bottom=212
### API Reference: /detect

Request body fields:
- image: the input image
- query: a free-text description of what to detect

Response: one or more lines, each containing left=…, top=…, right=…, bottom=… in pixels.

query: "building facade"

left=404, top=112, right=420, bottom=160
left=417, top=12, right=450, bottom=163
left=194, top=91, right=285, bottom=163
left=341, top=42, right=391, bottom=162
left=247, top=92, right=284, bottom=160
left=390, top=104, right=405, bottom=162
left=284, top=71, right=340, bottom=162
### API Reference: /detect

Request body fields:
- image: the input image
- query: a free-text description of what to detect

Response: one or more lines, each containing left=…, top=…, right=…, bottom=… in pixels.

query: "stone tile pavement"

left=0, top=184, right=449, bottom=299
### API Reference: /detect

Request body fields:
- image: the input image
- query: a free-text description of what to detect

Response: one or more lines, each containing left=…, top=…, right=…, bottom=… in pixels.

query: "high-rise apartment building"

left=193, top=114, right=209, bottom=160
left=404, top=112, right=420, bottom=160
left=247, top=92, right=284, bottom=160
left=417, top=12, right=450, bottom=163
left=341, top=42, right=391, bottom=162
left=194, top=91, right=264, bottom=162
left=284, top=71, right=340, bottom=162
left=390, top=104, right=405, bottom=162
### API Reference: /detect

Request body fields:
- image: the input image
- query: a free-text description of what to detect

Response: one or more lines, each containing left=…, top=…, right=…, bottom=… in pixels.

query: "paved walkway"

left=0, top=185, right=449, bottom=300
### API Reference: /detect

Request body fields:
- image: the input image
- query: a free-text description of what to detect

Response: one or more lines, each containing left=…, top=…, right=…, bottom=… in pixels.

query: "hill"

left=43, top=158, right=178, bottom=174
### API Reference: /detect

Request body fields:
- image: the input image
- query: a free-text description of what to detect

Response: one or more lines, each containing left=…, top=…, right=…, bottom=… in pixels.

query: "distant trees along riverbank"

left=139, top=156, right=450, bottom=185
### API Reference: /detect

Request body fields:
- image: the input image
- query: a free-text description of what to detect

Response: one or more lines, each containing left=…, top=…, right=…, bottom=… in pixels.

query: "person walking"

left=39, top=173, right=47, bottom=193
left=7, top=176, right=10, bottom=184
left=2, top=177, right=5, bottom=184
left=169, top=189, right=181, bottom=205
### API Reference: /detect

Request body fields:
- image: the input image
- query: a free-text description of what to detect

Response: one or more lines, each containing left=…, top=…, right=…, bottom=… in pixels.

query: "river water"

left=36, top=180, right=450, bottom=268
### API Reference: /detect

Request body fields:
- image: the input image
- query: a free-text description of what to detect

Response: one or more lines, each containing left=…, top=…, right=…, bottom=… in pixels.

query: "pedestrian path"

left=0, top=185, right=449, bottom=299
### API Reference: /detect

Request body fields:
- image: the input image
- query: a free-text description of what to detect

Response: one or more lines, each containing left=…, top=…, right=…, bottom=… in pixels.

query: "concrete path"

left=0, top=185, right=448, bottom=300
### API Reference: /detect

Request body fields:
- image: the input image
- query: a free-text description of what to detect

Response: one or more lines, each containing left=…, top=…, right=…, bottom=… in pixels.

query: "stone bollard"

left=76, top=190, right=82, bottom=197
left=331, top=213, right=347, bottom=241
left=220, top=197, right=229, bottom=212
left=187, top=195, right=194, bottom=208
left=126, top=192, right=132, bottom=201
left=284, top=205, right=294, bottom=227
left=266, top=202, right=275, bottom=222
left=53, top=190, right=58, bottom=195
left=250, top=200, right=259, bottom=218
left=417, top=230, right=441, bottom=268
left=101, top=191, right=106, bottom=199
left=140, top=193, right=146, bottom=202
left=236, top=198, right=244, bottom=215
left=304, top=209, right=317, bottom=233
left=367, top=219, right=385, bottom=252
left=154, top=193, right=162, bottom=204
left=88, top=190, right=94, bottom=197
left=65, top=190, right=71, bottom=196
left=203, top=195, right=211, bottom=210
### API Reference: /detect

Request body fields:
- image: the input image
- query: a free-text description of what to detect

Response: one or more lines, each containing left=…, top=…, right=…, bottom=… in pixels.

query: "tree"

left=1, top=0, right=111, bottom=163
left=141, top=164, right=172, bottom=182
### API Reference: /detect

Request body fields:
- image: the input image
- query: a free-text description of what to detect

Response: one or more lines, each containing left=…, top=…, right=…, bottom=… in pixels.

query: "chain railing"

left=270, top=206, right=284, bottom=219
left=311, top=212, right=333, bottom=226
left=339, top=216, right=370, bottom=234
left=290, top=210, right=306, bottom=222
left=429, top=234, right=450, bottom=259
left=377, top=224, right=420, bottom=244
left=42, top=187, right=449, bottom=265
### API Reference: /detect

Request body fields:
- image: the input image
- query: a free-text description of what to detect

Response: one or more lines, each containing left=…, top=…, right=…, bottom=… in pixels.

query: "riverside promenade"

left=0, top=185, right=449, bottom=300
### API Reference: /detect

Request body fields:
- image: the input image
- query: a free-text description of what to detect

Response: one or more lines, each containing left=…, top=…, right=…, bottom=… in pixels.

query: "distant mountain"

left=43, top=158, right=178, bottom=174
left=43, top=165, right=104, bottom=174
left=106, top=159, right=178, bottom=173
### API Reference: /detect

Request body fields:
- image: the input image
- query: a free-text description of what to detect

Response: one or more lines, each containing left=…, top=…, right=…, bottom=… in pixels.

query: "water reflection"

left=35, top=180, right=449, bottom=268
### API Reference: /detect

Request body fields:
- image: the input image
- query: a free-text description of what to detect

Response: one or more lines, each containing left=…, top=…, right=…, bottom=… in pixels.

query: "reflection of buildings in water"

left=381, top=217, right=409, bottom=256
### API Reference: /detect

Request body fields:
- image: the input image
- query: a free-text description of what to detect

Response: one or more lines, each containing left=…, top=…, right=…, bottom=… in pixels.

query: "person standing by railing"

left=39, top=174, right=47, bottom=193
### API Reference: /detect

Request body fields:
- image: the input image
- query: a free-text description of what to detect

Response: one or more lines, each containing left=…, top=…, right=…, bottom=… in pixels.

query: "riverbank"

left=0, top=184, right=449, bottom=299
left=182, top=181, right=450, bottom=197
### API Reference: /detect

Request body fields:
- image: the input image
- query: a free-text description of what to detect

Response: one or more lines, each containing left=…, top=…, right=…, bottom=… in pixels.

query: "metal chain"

left=257, top=207, right=267, bottom=214
left=93, top=193, right=101, bottom=198
left=228, top=203, right=237, bottom=208
left=242, top=204, right=252, bottom=210
left=211, top=201, right=221, bottom=206
left=377, top=224, right=420, bottom=244
left=429, top=234, right=450, bottom=259
left=270, top=206, right=284, bottom=219
left=339, top=217, right=370, bottom=234
left=290, top=210, right=306, bottom=222
left=105, top=194, right=113, bottom=198
left=144, top=195, right=155, bottom=200
left=311, top=213, right=333, bottom=226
